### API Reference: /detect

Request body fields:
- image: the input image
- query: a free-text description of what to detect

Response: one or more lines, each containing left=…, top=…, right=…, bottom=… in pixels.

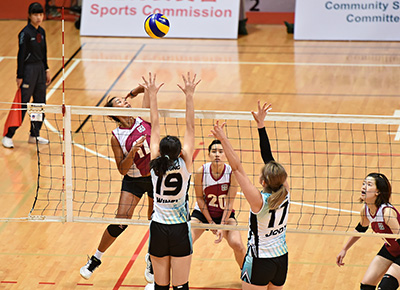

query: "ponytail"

left=261, top=161, right=288, bottom=210
left=150, top=155, right=174, bottom=177
left=267, top=185, right=288, bottom=210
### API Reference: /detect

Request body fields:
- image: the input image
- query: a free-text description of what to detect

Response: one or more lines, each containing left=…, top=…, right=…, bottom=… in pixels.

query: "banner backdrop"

left=295, top=0, right=400, bottom=41
left=80, top=0, right=240, bottom=39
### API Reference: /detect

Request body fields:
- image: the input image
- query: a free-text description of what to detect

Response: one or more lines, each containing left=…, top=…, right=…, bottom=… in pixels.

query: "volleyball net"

left=27, top=104, right=400, bottom=235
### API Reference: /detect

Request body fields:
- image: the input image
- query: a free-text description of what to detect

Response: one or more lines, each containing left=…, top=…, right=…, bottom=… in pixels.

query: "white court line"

left=1, top=55, right=399, bottom=68
left=134, top=59, right=400, bottom=68
left=290, top=201, right=358, bottom=214
left=44, top=119, right=114, bottom=163
left=0, top=57, right=4, bottom=63
left=46, top=59, right=81, bottom=101
left=43, top=58, right=115, bottom=164
left=235, top=191, right=359, bottom=214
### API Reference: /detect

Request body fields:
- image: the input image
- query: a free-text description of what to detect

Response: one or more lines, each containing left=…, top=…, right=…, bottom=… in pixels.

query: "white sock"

left=94, top=249, right=104, bottom=260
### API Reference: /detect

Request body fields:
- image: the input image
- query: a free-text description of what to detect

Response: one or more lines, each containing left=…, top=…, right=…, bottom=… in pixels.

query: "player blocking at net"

left=211, top=101, right=290, bottom=290
left=80, top=85, right=154, bottom=282
left=143, top=72, right=200, bottom=290
left=336, top=173, right=400, bottom=290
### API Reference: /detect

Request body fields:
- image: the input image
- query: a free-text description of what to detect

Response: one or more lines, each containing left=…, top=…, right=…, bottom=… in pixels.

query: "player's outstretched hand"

left=211, top=120, right=226, bottom=141
left=251, top=100, right=272, bottom=129
left=140, top=72, right=164, bottom=97
left=177, top=72, right=201, bottom=97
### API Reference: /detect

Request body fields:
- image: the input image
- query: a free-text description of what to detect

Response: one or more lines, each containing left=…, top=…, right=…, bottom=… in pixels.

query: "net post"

left=63, top=105, right=73, bottom=222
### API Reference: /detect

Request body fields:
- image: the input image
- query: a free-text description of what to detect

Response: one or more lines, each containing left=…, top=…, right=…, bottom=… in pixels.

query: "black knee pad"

left=173, top=282, right=189, bottom=290
left=378, top=274, right=399, bottom=290
left=361, top=283, right=376, bottom=290
left=155, top=282, right=170, bottom=290
left=107, top=224, right=127, bottom=238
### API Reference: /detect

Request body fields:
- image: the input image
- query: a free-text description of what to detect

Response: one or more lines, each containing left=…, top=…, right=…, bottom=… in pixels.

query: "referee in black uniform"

left=2, top=2, right=51, bottom=148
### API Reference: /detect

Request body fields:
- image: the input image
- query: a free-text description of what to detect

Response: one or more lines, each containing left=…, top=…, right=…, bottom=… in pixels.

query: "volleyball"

left=144, top=13, right=170, bottom=39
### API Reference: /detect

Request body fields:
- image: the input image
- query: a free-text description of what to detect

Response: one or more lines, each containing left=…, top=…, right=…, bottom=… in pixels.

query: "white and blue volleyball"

left=144, top=13, right=170, bottom=39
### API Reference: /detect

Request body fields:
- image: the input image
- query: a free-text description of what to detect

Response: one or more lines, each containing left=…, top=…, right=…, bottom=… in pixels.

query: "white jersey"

left=112, top=117, right=151, bottom=178
left=247, top=191, right=290, bottom=258
left=151, top=157, right=191, bottom=224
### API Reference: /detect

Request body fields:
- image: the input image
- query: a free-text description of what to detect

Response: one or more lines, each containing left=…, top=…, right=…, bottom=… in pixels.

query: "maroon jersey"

left=194, top=162, right=234, bottom=218
left=365, top=203, right=400, bottom=257
left=112, top=117, right=151, bottom=177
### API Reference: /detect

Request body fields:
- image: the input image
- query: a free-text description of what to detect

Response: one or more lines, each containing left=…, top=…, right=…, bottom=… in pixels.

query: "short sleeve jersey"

left=151, top=157, right=191, bottom=224
left=247, top=191, right=290, bottom=258
left=194, top=162, right=234, bottom=218
left=112, top=117, right=151, bottom=177
left=365, top=203, right=400, bottom=257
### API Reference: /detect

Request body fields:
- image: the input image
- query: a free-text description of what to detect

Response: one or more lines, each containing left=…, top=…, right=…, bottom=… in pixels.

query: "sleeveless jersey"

left=151, top=157, right=191, bottom=224
left=247, top=191, right=290, bottom=258
left=112, top=117, right=151, bottom=178
left=365, top=203, right=400, bottom=257
left=194, top=162, right=234, bottom=218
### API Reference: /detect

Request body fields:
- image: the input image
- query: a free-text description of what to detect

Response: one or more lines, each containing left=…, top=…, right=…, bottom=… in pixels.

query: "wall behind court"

left=0, top=0, right=46, bottom=19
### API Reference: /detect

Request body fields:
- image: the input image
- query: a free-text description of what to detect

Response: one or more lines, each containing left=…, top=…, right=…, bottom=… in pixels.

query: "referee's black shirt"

left=17, top=23, right=48, bottom=79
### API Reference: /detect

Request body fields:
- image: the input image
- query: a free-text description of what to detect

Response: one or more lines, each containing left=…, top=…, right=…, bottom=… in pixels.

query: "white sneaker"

left=144, top=253, right=154, bottom=283
left=80, top=255, right=102, bottom=280
left=144, top=283, right=154, bottom=290
left=2, top=136, right=14, bottom=148
left=28, top=136, right=49, bottom=144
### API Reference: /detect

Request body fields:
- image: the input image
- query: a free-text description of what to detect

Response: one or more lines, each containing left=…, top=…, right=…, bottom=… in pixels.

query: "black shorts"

left=149, top=220, right=193, bottom=258
left=121, top=175, right=153, bottom=199
left=377, top=245, right=400, bottom=266
left=241, top=251, right=288, bottom=286
left=191, top=209, right=236, bottom=225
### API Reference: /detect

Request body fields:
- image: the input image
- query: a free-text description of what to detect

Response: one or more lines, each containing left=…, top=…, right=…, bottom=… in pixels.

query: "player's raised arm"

left=177, top=72, right=200, bottom=169
left=211, top=121, right=264, bottom=213
left=140, top=72, right=164, bottom=160
left=251, top=100, right=274, bottom=164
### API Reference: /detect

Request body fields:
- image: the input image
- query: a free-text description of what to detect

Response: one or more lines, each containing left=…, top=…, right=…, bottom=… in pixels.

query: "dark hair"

left=104, top=96, right=120, bottom=123
left=208, top=139, right=221, bottom=153
left=28, top=2, right=44, bottom=23
left=150, top=135, right=182, bottom=177
left=29, top=2, right=44, bottom=14
left=365, top=173, right=392, bottom=207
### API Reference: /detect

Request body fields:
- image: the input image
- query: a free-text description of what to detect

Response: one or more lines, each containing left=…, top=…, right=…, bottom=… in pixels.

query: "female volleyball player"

left=211, top=101, right=290, bottom=290
left=336, top=173, right=400, bottom=290
left=144, top=72, right=200, bottom=290
left=80, top=85, right=154, bottom=281
left=191, top=139, right=246, bottom=269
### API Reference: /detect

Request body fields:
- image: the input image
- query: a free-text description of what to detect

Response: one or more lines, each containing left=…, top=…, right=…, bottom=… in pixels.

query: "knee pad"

left=107, top=224, right=127, bottom=238
left=361, top=283, right=376, bottom=290
left=378, top=274, right=399, bottom=290
left=155, top=282, right=170, bottom=290
left=173, top=282, right=189, bottom=290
